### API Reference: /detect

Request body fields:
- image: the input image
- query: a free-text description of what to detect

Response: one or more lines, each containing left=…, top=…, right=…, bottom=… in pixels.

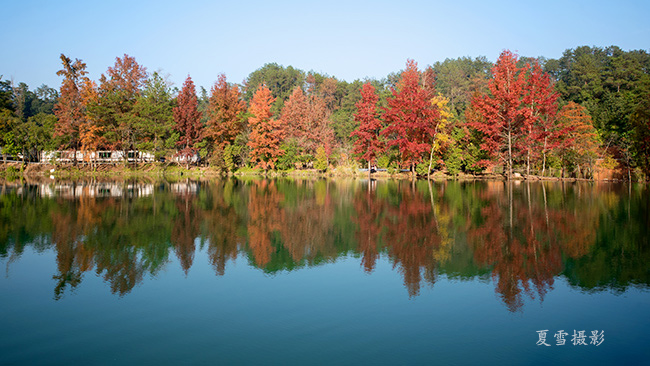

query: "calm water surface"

left=1, top=178, right=648, bottom=365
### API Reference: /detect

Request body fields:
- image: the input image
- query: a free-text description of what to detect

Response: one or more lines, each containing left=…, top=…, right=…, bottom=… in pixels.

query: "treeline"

left=1, top=45, right=648, bottom=180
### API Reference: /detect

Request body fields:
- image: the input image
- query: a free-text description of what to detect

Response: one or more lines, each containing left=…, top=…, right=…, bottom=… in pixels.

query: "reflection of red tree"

left=172, top=188, right=200, bottom=274
left=468, top=182, right=595, bottom=312
left=204, top=183, right=241, bottom=275
left=247, top=180, right=283, bottom=267
left=51, top=205, right=85, bottom=299
left=50, top=192, right=152, bottom=297
left=50, top=191, right=111, bottom=298
left=279, top=180, right=336, bottom=263
left=353, top=184, right=384, bottom=273
left=383, top=183, right=440, bottom=297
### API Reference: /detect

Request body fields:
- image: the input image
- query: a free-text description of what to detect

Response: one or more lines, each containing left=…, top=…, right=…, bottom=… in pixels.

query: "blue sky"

left=3, top=0, right=649, bottom=91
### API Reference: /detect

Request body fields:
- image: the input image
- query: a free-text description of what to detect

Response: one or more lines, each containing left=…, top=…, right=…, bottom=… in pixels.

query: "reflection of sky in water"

left=0, top=179, right=648, bottom=364
left=2, top=246, right=649, bottom=365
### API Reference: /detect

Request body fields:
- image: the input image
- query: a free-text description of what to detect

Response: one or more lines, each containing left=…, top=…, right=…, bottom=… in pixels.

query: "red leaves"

left=280, top=86, right=334, bottom=157
left=351, top=82, right=383, bottom=166
left=101, top=54, right=147, bottom=99
left=470, top=50, right=564, bottom=176
left=204, top=73, right=246, bottom=149
left=174, top=76, right=202, bottom=157
left=470, top=51, right=528, bottom=173
left=281, top=87, right=310, bottom=143
left=382, top=59, right=441, bottom=170
left=54, top=54, right=89, bottom=148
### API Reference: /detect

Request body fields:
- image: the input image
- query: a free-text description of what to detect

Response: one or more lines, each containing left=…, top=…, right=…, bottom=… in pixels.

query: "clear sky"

left=3, top=0, right=649, bottom=91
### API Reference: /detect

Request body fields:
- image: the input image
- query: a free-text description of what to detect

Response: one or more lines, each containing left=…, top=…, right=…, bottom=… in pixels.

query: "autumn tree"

left=78, top=79, right=105, bottom=166
left=427, top=94, right=453, bottom=176
left=470, top=50, right=528, bottom=179
left=281, top=86, right=309, bottom=143
left=351, top=82, right=383, bottom=172
left=382, top=59, right=441, bottom=177
left=279, top=86, right=309, bottom=166
left=556, top=102, right=600, bottom=178
left=54, top=54, right=89, bottom=161
left=305, top=92, right=335, bottom=157
left=280, top=85, right=335, bottom=163
left=521, top=61, right=561, bottom=176
left=204, top=73, right=246, bottom=150
left=173, top=76, right=203, bottom=165
left=247, top=84, right=285, bottom=170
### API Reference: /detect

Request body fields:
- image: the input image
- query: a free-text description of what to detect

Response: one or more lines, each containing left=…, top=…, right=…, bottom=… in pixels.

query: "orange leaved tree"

left=247, top=84, right=285, bottom=170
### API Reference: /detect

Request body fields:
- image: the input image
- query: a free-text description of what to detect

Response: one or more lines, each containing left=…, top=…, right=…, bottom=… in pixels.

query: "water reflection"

left=1, top=179, right=648, bottom=311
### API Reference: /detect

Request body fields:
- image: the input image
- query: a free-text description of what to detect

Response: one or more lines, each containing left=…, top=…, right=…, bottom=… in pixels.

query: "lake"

left=1, top=178, right=648, bottom=365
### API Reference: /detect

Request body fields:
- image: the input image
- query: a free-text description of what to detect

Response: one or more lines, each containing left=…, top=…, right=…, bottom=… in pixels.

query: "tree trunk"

left=428, top=143, right=435, bottom=180
left=628, top=165, right=632, bottom=182
left=541, top=136, right=548, bottom=177
left=507, top=130, right=513, bottom=180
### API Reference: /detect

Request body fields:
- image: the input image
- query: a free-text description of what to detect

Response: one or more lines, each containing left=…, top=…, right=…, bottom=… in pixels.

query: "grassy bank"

left=0, top=161, right=642, bottom=183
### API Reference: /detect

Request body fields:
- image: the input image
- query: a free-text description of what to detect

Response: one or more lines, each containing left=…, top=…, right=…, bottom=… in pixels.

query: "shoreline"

left=0, top=161, right=642, bottom=183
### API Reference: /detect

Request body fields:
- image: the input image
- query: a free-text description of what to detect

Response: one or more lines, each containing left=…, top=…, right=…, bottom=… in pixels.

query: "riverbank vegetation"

left=1, top=45, right=648, bottom=181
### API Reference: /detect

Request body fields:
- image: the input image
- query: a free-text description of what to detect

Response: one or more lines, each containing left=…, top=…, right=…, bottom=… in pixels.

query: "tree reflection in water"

left=0, top=178, right=647, bottom=311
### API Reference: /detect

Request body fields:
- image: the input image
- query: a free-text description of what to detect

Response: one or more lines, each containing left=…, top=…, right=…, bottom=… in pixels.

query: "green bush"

left=314, top=146, right=328, bottom=171
left=416, top=163, right=430, bottom=176
left=444, top=144, right=463, bottom=176
left=277, top=142, right=299, bottom=170
left=5, top=166, right=18, bottom=177
left=376, top=155, right=390, bottom=169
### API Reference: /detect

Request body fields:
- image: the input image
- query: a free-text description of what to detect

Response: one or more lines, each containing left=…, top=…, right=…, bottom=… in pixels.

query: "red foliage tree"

left=247, top=84, right=285, bottom=169
left=174, top=76, right=203, bottom=163
left=307, top=94, right=335, bottom=156
left=470, top=50, right=527, bottom=178
left=204, top=73, right=246, bottom=150
left=280, top=86, right=334, bottom=158
left=351, top=82, right=383, bottom=171
left=521, top=61, right=561, bottom=176
left=54, top=54, right=89, bottom=159
left=281, top=86, right=309, bottom=145
left=382, top=59, right=440, bottom=177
